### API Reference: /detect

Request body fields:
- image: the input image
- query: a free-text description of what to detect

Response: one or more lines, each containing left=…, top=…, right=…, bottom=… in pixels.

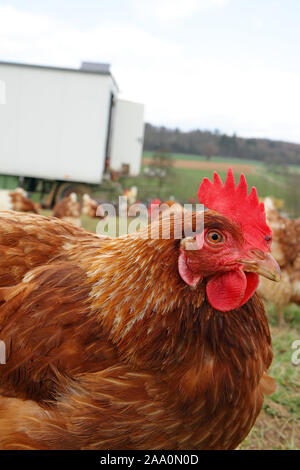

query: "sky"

left=0, top=0, right=300, bottom=143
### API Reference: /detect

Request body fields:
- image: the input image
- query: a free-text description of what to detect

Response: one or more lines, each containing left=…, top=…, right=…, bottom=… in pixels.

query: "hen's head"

left=178, top=168, right=280, bottom=312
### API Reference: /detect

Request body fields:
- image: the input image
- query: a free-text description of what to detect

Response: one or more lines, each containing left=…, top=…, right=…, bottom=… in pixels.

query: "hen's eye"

left=206, top=230, right=224, bottom=245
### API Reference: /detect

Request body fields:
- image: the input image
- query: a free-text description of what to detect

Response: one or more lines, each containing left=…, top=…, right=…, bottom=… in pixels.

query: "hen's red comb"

left=198, top=168, right=272, bottom=247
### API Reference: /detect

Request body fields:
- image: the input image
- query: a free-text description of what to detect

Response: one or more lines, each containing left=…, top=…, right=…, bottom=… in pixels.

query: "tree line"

left=143, top=123, right=300, bottom=165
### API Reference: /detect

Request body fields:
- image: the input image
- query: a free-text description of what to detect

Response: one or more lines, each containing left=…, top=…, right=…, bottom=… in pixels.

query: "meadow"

left=240, top=305, right=300, bottom=450
left=137, top=152, right=300, bottom=217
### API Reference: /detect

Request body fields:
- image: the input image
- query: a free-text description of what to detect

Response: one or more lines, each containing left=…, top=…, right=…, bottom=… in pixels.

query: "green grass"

left=121, top=166, right=290, bottom=207
left=142, top=152, right=300, bottom=217
left=81, top=215, right=135, bottom=237
left=80, top=214, right=100, bottom=233
left=41, top=211, right=133, bottom=238
left=0, top=174, right=19, bottom=189
left=240, top=304, right=300, bottom=450
left=143, top=151, right=264, bottom=166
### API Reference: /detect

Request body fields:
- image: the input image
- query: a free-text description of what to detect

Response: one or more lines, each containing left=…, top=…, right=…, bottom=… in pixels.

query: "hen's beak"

left=239, top=251, right=281, bottom=282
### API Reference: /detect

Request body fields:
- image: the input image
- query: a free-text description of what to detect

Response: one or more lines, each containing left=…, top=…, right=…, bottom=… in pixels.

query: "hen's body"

left=0, top=189, right=38, bottom=214
left=0, top=211, right=274, bottom=449
left=53, top=193, right=81, bottom=227
left=82, top=194, right=100, bottom=218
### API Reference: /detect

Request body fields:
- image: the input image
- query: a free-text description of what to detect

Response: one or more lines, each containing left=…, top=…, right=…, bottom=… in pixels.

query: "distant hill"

left=144, top=123, right=300, bottom=166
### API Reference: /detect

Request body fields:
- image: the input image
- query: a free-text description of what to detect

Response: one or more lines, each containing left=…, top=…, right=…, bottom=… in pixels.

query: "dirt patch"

left=143, top=158, right=255, bottom=174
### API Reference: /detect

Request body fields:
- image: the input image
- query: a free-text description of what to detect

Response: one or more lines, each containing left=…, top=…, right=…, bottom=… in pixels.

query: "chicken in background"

left=0, top=170, right=280, bottom=450
left=53, top=192, right=81, bottom=227
left=161, top=200, right=184, bottom=212
left=82, top=193, right=106, bottom=219
left=122, top=186, right=142, bottom=218
left=148, top=198, right=184, bottom=220
left=148, top=197, right=161, bottom=217
left=0, top=188, right=38, bottom=213
left=257, top=196, right=300, bottom=325
left=123, top=186, right=138, bottom=206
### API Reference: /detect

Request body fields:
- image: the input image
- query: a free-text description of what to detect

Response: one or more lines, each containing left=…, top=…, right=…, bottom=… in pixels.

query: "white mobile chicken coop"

left=0, top=60, right=144, bottom=205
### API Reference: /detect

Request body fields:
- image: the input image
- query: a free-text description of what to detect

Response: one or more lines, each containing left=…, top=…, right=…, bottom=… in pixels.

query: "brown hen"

left=0, top=170, right=279, bottom=450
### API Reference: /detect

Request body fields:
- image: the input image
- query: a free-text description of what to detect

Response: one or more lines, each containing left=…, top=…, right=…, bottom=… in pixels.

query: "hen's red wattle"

left=206, top=270, right=259, bottom=312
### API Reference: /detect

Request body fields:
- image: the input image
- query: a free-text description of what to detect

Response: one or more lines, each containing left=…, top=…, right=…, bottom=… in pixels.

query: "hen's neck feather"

left=83, top=213, right=272, bottom=382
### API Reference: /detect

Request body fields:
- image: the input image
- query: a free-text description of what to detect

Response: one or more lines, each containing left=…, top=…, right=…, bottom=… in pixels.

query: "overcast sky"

left=0, top=0, right=300, bottom=143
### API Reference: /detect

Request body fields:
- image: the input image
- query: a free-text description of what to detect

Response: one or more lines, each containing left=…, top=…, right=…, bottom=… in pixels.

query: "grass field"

left=240, top=305, right=300, bottom=450
left=143, top=151, right=264, bottom=166
left=139, top=152, right=300, bottom=217
left=39, top=209, right=300, bottom=451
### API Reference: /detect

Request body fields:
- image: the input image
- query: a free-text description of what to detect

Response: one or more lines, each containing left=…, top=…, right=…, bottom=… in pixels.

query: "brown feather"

left=0, top=210, right=273, bottom=449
